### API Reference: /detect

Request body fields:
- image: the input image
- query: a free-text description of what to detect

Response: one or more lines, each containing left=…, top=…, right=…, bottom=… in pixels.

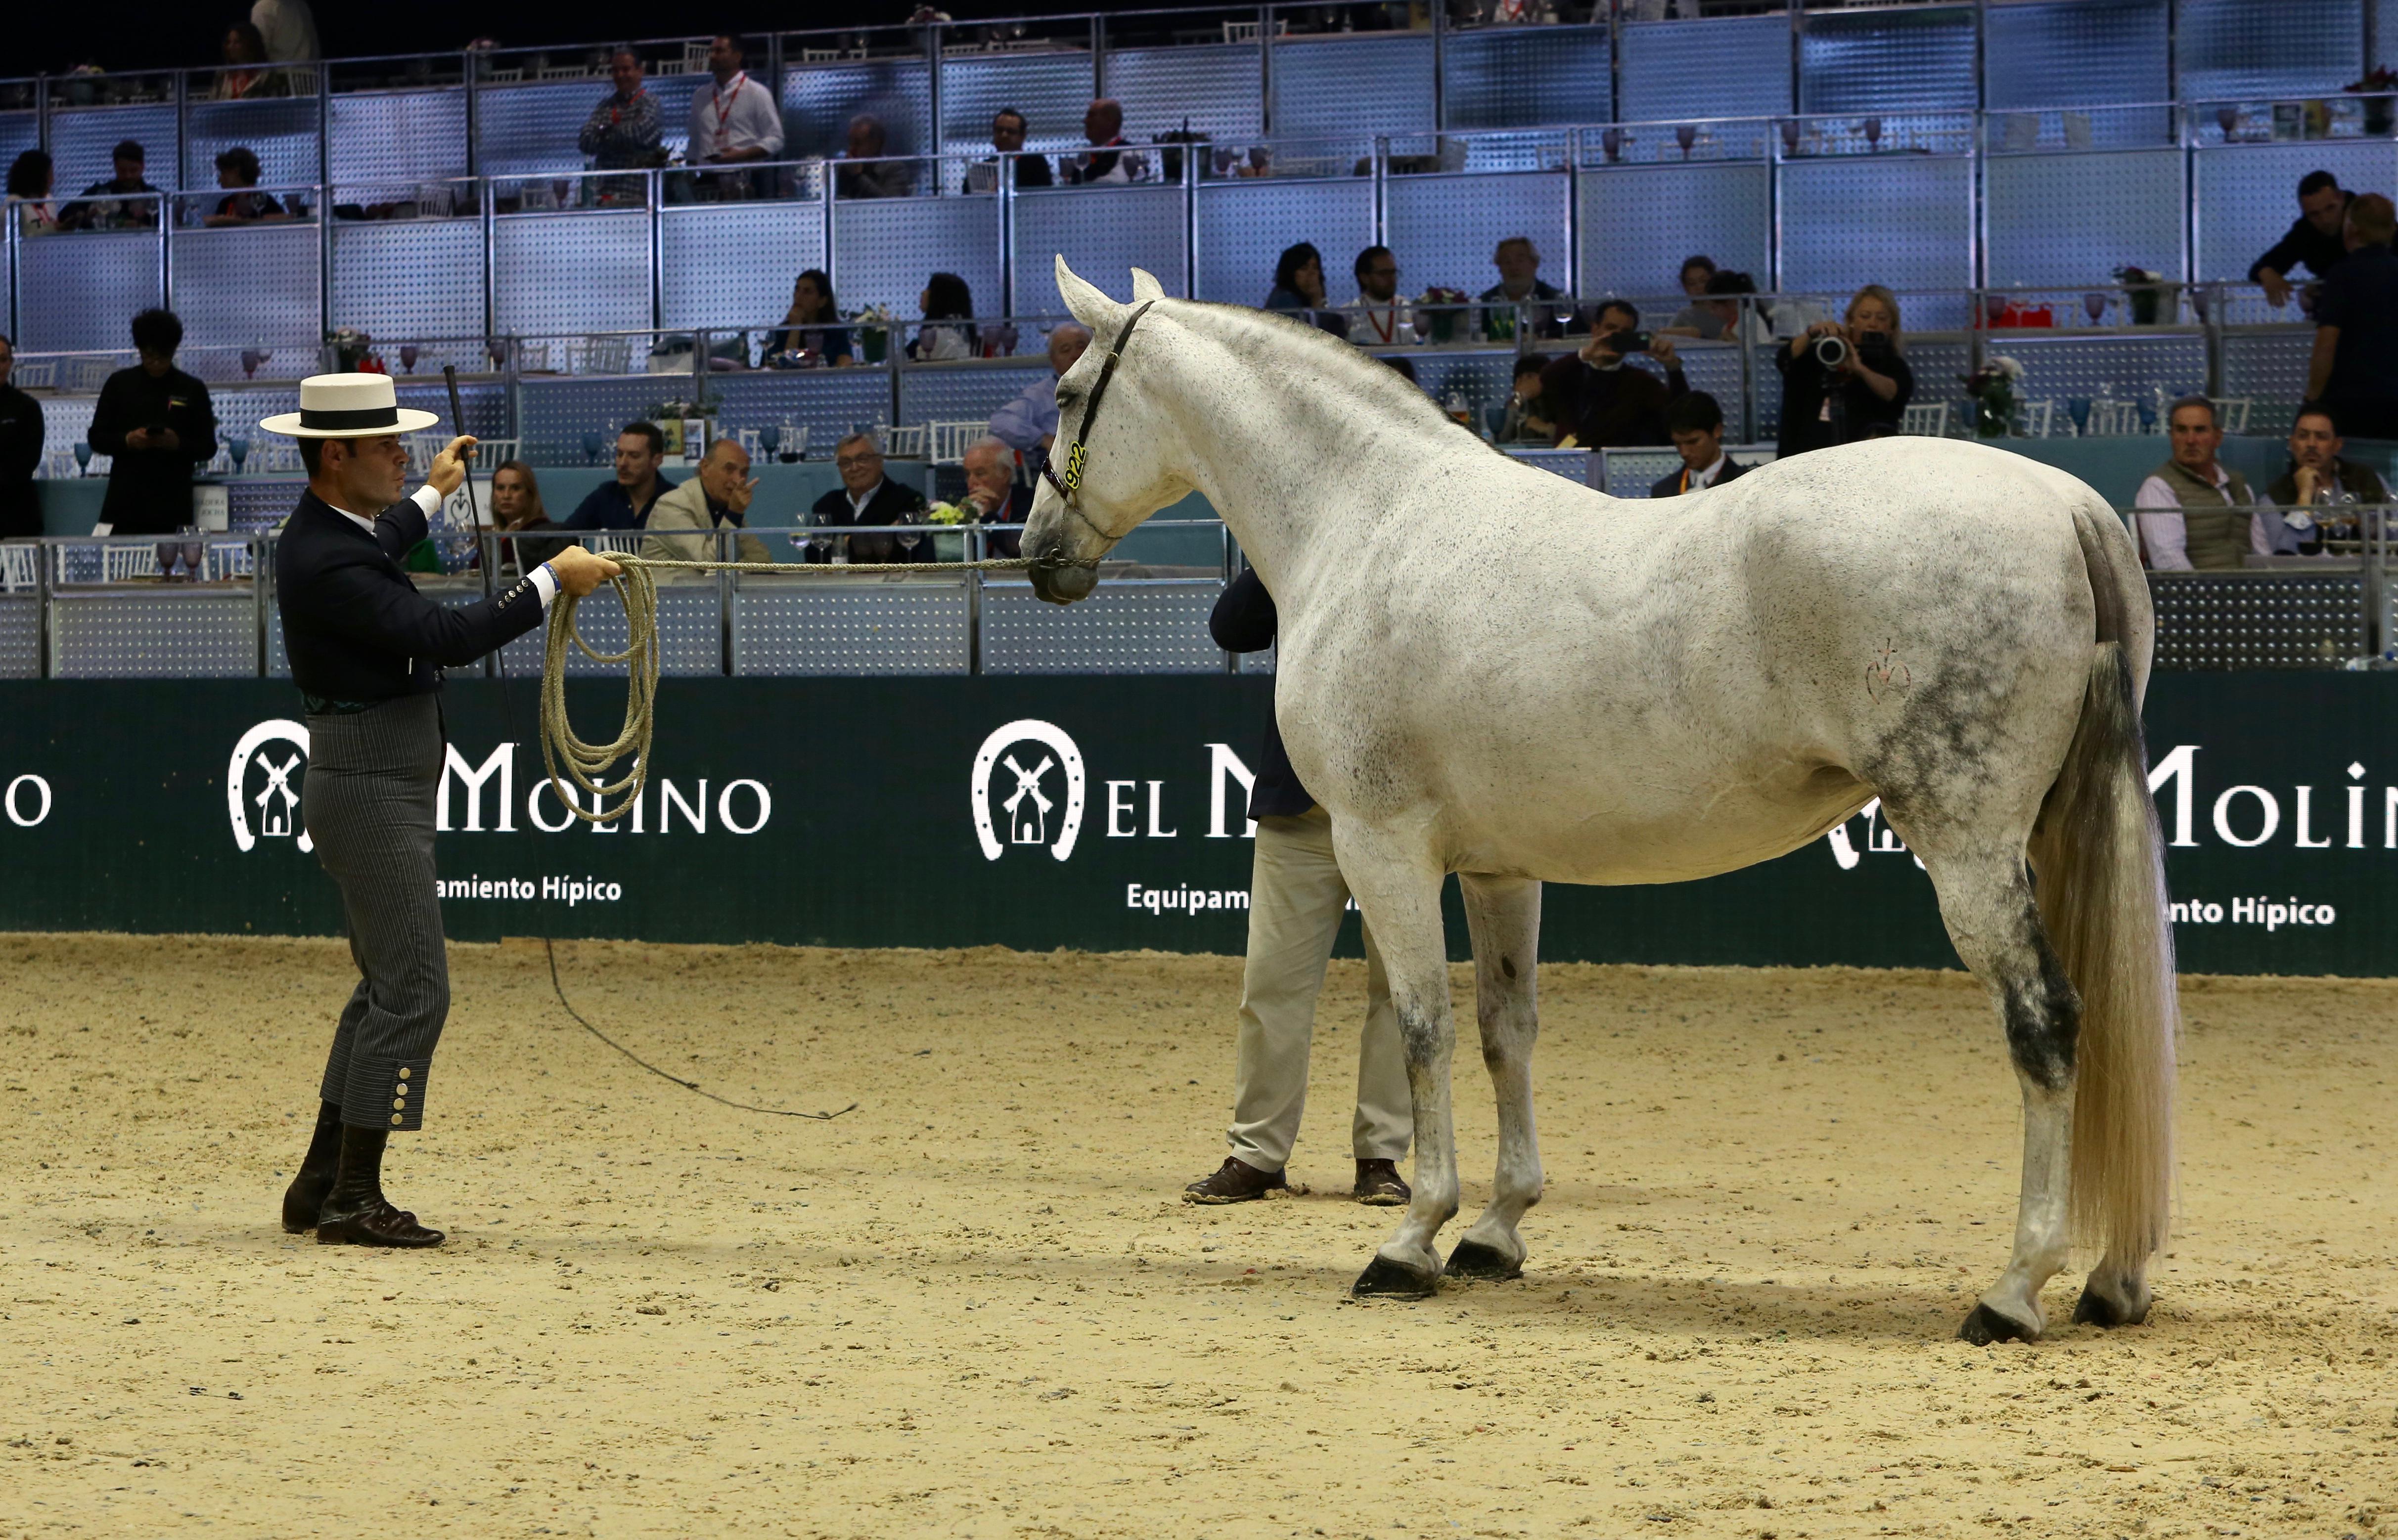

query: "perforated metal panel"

left=2220, top=329, right=2315, bottom=432
left=708, top=369, right=898, bottom=455
left=940, top=49, right=1095, bottom=155
left=1268, top=34, right=1434, bottom=137
left=182, top=97, right=322, bottom=191
left=329, top=89, right=470, bottom=186
left=1010, top=186, right=1187, bottom=311
left=1385, top=172, right=1569, bottom=299
left=171, top=224, right=324, bottom=350
left=498, top=583, right=721, bottom=676
left=981, top=579, right=1223, bottom=673
left=0, top=108, right=38, bottom=177
left=329, top=216, right=487, bottom=337
left=1617, top=16, right=1792, bottom=125
left=519, top=377, right=677, bottom=461
left=0, top=595, right=38, bottom=678
left=1985, top=149, right=2184, bottom=287
left=1578, top=162, right=1769, bottom=298
left=730, top=577, right=970, bottom=673
left=2149, top=572, right=2366, bottom=669
left=229, top=476, right=307, bottom=533
left=1989, top=331, right=2209, bottom=407
left=475, top=75, right=705, bottom=180
left=661, top=201, right=829, bottom=330
left=19, top=233, right=164, bottom=353
left=1777, top=156, right=1972, bottom=296
left=784, top=59, right=932, bottom=160
left=831, top=193, right=1002, bottom=315
left=1442, top=25, right=1610, bottom=132
left=50, top=592, right=257, bottom=677
left=1103, top=45, right=1264, bottom=144
left=1799, top=7, right=1977, bottom=115
left=2193, top=141, right=2398, bottom=282
left=1983, top=0, right=2167, bottom=110
left=1193, top=177, right=1374, bottom=303
left=493, top=211, right=653, bottom=335
left=898, top=364, right=1047, bottom=425
left=50, top=104, right=179, bottom=200
left=2176, top=0, right=2362, bottom=101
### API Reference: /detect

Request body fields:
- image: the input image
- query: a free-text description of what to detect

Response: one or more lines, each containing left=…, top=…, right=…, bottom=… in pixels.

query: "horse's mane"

left=1163, top=298, right=1478, bottom=441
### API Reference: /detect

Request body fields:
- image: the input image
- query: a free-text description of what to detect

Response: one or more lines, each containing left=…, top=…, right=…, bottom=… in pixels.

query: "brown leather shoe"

left=281, top=1170, right=335, bottom=1235
left=1353, top=1158, right=1411, bottom=1206
left=316, top=1201, right=445, bottom=1248
left=1182, top=1156, right=1287, bottom=1204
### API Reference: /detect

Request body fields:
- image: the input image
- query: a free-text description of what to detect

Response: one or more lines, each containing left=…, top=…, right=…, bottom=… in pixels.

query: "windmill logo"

left=969, top=719, right=1086, bottom=862
left=227, top=719, right=314, bottom=853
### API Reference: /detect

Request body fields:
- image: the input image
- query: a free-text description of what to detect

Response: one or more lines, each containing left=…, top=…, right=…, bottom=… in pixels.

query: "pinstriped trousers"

left=301, top=693, right=450, bottom=1132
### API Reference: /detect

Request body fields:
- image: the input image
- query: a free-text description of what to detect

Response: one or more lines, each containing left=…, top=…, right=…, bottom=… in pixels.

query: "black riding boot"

left=315, top=1125, right=445, bottom=1248
left=281, top=1101, right=346, bottom=1233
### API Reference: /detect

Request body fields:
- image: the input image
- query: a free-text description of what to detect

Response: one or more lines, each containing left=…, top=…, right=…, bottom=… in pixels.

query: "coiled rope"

left=537, top=552, right=1090, bottom=825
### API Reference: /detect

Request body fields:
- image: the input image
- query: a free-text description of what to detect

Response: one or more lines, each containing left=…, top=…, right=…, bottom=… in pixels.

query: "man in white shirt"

left=2132, top=396, right=2297, bottom=570
left=1345, top=245, right=1415, bottom=349
left=688, top=34, right=784, bottom=168
left=987, top=322, right=1092, bottom=471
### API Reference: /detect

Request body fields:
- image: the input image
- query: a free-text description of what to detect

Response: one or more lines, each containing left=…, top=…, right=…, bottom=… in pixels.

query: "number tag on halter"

left=1061, top=442, right=1088, bottom=493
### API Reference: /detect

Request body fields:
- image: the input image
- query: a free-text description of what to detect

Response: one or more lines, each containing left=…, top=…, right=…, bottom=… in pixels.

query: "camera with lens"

left=1599, top=330, right=1652, bottom=356
left=1812, top=330, right=1893, bottom=371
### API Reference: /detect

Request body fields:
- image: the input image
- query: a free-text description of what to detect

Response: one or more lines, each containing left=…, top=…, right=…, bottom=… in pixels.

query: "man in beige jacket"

left=639, top=437, right=771, bottom=579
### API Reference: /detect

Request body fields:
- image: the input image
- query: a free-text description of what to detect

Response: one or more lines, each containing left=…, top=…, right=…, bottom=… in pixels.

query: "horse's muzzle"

left=1028, top=556, right=1096, bottom=606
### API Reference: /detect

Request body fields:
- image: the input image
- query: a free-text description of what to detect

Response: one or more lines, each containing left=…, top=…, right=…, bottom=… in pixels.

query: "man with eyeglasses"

left=807, top=432, right=929, bottom=565
left=1345, top=245, right=1415, bottom=349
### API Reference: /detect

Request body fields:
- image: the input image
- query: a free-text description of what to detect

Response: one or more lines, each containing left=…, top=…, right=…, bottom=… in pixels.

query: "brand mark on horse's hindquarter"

left=1866, top=639, right=1912, bottom=703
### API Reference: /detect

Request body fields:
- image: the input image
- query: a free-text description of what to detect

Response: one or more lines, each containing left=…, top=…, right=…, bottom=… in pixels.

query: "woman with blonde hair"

left=492, top=459, right=570, bottom=570
left=1775, top=282, right=1914, bottom=457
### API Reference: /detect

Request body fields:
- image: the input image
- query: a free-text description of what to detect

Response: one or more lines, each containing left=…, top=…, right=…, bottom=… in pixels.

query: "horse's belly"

left=1455, top=768, right=1868, bottom=887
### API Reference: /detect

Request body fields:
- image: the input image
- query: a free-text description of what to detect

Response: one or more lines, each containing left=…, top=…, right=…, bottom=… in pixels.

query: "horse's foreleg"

left=1448, top=874, right=1543, bottom=1281
left=1336, top=828, right=1458, bottom=1300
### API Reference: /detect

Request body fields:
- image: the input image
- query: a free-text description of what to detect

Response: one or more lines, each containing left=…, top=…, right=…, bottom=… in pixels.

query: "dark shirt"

left=88, top=365, right=218, bottom=534
left=2250, top=198, right=2352, bottom=284
left=58, top=176, right=163, bottom=230
left=806, top=479, right=931, bottom=564
left=1773, top=342, right=1914, bottom=458
left=835, top=159, right=916, bottom=199
left=772, top=321, right=852, bottom=361
left=212, top=188, right=285, bottom=221
left=1648, top=457, right=1749, bottom=498
left=1209, top=569, right=1311, bottom=820
left=1477, top=278, right=1569, bottom=340
left=966, top=153, right=1051, bottom=191
left=2265, top=456, right=2390, bottom=507
left=561, top=473, right=676, bottom=531
left=1538, top=356, right=1687, bottom=448
left=2314, top=243, right=2398, bottom=407
left=275, top=489, right=547, bottom=703
left=0, top=384, right=44, bottom=538
left=1263, top=286, right=1349, bottom=339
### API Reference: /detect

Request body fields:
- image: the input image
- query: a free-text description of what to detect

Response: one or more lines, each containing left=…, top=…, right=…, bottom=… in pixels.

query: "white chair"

left=481, top=66, right=524, bottom=84
left=101, top=545, right=160, bottom=582
left=2019, top=399, right=2056, bottom=439
left=927, top=421, right=990, bottom=465
left=1900, top=401, right=1950, bottom=437
left=589, top=533, right=643, bottom=556
left=537, top=64, right=590, bottom=81
left=1, top=544, right=37, bottom=593
left=516, top=340, right=555, bottom=373
left=2210, top=396, right=2253, bottom=434
left=882, top=425, right=928, bottom=459
left=2086, top=399, right=2141, bottom=436
left=12, top=359, right=55, bottom=390
left=470, top=438, right=521, bottom=472
left=580, top=336, right=634, bottom=375
left=201, top=542, right=255, bottom=582
left=65, top=359, right=114, bottom=392
left=518, top=181, right=559, bottom=212
left=681, top=41, right=713, bottom=74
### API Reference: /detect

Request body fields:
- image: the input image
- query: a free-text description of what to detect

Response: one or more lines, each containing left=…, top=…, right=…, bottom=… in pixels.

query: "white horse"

left=1024, top=260, right=2177, bottom=1345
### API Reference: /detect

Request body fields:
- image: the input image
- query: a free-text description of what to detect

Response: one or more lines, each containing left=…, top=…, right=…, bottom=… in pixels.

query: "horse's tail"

left=2031, top=509, right=2177, bottom=1262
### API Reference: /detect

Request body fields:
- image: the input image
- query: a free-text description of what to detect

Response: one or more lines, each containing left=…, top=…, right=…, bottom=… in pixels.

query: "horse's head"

left=1024, top=257, right=1192, bottom=605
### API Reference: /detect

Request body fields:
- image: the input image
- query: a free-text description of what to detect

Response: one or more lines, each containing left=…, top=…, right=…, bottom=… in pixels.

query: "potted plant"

left=1961, top=355, right=2025, bottom=439
left=2113, top=265, right=2174, bottom=326
left=1418, top=286, right=1469, bottom=344
left=2346, top=65, right=2398, bottom=136
left=851, top=303, right=895, bottom=364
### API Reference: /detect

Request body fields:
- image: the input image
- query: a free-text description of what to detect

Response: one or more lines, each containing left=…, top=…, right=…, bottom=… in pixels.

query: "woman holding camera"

left=1774, top=284, right=1913, bottom=458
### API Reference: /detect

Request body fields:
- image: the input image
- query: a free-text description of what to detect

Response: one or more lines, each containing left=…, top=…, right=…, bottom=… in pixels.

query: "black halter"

left=1041, top=299, right=1157, bottom=508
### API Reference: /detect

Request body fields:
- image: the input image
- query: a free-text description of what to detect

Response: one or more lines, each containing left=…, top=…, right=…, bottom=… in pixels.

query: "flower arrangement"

left=328, top=327, right=382, bottom=373
left=850, top=303, right=896, bottom=363
left=1418, top=285, right=1469, bottom=344
left=2346, top=67, right=2398, bottom=132
left=2113, top=264, right=2174, bottom=325
left=925, top=500, right=969, bottom=526
left=1961, top=354, right=2025, bottom=439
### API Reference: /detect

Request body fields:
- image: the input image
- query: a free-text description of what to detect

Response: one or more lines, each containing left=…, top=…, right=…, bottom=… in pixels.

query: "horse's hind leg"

left=1448, top=874, right=1543, bottom=1281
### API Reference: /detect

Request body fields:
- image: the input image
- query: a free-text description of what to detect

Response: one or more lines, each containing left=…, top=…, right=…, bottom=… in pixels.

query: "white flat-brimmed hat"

left=258, top=373, right=440, bottom=438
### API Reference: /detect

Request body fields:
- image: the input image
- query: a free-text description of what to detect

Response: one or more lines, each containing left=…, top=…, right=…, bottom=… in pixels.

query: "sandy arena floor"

left=1, top=933, right=2394, bottom=1540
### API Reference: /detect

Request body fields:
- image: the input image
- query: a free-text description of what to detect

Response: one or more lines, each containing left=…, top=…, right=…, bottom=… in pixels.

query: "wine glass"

left=180, top=524, right=205, bottom=580
left=240, top=349, right=261, bottom=379
left=227, top=436, right=250, bottom=474
left=1600, top=127, right=1622, bottom=163
left=1863, top=116, right=1883, bottom=152
left=1780, top=119, right=1802, bottom=156
left=1675, top=124, right=1697, bottom=160
left=581, top=431, right=603, bottom=465
left=400, top=344, right=420, bottom=373
left=2081, top=291, right=2107, bottom=327
left=2216, top=104, right=2239, bottom=142
left=759, top=424, right=781, bottom=462
left=73, top=441, right=92, bottom=476
left=2190, top=285, right=2211, bottom=323
left=1985, top=292, right=2009, bottom=327
left=155, top=536, right=182, bottom=580
left=780, top=421, right=801, bottom=463
left=2067, top=397, right=2091, bottom=436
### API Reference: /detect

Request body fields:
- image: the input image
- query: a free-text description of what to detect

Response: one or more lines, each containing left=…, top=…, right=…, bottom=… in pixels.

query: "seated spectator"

left=491, top=460, right=571, bottom=571
left=2267, top=405, right=2389, bottom=508
left=1478, top=235, right=1567, bottom=341
left=640, top=437, right=770, bottom=580
left=0, top=332, right=43, bottom=540
left=1664, top=269, right=1766, bottom=342
left=836, top=114, right=915, bottom=199
left=1346, top=245, right=1413, bottom=348
left=2252, top=170, right=2352, bottom=310
left=808, top=433, right=931, bottom=564
left=688, top=34, right=782, bottom=168
left=562, top=422, right=676, bottom=530
left=1678, top=254, right=1717, bottom=298
left=89, top=309, right=217, bottom=536
left=962, top=434, right=1028, bottom=557
left=967, top=108, right=1052, bottom=192
left=57, top=140, right=162, bottom=232
left=1063, top=98, right=1145, bottom=185
left=2305, top=192, right=2398, bottom=441
left=1493, top=354, right=1554, bottom=444
left=1774, top=284, right=1913, bottom=458
left=577, top=46, right=663, bottom=186
left=1264, top=242, right=1346, bottom=337
left=910, top=273, right=977, bottom=361
left=772, top=269, right=852, bottom=365
left=1538, top=300, right=1687, bottom=448
left=989, top=322, right=1092, bottom=475
left=6, top=150, right=56, bottom=236
left=1653, top=392, right=1747, bottom=496
left=203, top=148, right=291, bottom=226
left=2133, top=397, right=2299, bottom=570
left=214, top=21, right=287, bottom=100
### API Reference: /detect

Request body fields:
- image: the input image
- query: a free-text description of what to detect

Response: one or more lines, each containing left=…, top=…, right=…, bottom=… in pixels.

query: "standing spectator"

left=7, top=150, right=56, bottom=236
left=960, top=434, right=1028, bottom=556
left=910, top=273, right=977, bottom=361
left=640, top=438, right=769, bottom=579
left=1652, top=392, right=1747, bottom=496
left=2134, top=397, right=2287, bottom=570
left=772, top=269, right=852, bottom=364
left=1478, top=235, right=1567, bottom=341
left=1678, top=254, right=1718, bottom=298
left=967, top=108, right=1051, bottom=192
left=689, top=34, right=783, bottom=168
left=2252, top=170, right=2353, bottom=310
left=835, top=113, right=915, bottom=199
left=57, top=141, right=162, bottom=232
left=577, top=47, right=663, bottom=187
left=88, top=310, right=217, bottom=536
left=490, top=460, right=570, bottom=572
left=1493, top=354, right=1554, bottom=444
left=1538, top=300, right=1687, bottom=448
left=213, top=22, right=287, bottom=100
left=989, top=322, right=1092, bottom=475
left=1346, top=245, right=1413, bottom=348
left=0, top=333, right=43, bottom=539
left=203, top=147, right=290, bottom=226
left=1063, top=98, right=1145, bottom=185
left=2304, top=192, right=2398, bottom=441
left=1773, top=284, right=1914, bottom=458
left=807, top=433, right=930, bottom=564
left=561, top=422, right=676, bottom=531
left=2266, top=406, right=2390, bottom=507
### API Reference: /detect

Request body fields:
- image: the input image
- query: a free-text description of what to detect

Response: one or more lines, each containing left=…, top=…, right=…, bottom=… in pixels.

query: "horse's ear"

left=1128, top=268, right=1168, bottom=304
left=1054, top=255, right=1121, bottom=329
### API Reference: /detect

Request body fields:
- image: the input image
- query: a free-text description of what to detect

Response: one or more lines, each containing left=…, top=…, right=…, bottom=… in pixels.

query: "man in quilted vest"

left=2132, top=396, right=2296, bottom=570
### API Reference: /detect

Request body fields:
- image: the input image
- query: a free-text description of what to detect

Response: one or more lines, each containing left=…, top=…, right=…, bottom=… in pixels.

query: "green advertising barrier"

left=0, top=673, right=2391, bottom=974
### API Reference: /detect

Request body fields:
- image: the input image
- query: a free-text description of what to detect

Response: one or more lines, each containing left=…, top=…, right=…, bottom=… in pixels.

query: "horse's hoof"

left=2071, top=1283, right=2151, bottom=1328
left=1956, top=1302, right=2040, bottom=1345
left=1351, top=1254, right=1441, bottom=1300
left=1445, top=1238, right=1523, bottom=1281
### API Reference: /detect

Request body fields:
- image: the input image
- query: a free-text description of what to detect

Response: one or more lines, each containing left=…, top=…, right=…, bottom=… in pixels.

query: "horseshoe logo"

left=1866, top=639, right=1911, bottom=703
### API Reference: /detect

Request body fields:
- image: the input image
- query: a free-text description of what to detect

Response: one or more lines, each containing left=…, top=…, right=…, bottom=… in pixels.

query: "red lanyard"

left=1364, top=304, right=1397, bottom=344
left=711, top=73, right=746, bottom=145
left=609, top=87, right=646, bottom=126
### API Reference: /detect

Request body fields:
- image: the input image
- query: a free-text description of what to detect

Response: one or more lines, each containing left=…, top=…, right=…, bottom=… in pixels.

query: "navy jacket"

left=1210, top=568, right=1313, bottom=820
left=275, top=488, right=548, bottom=704
left=1648, top=457, right=1748, bottom=498
left=563, top=473, right=677, bottom=531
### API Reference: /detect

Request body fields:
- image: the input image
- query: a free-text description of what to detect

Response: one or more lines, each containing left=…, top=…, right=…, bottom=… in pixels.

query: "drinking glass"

left=1779, top=120, right=1802, bottom=156
left=759, top=424, right=782, bottom=460
left=1985, top=293, right=2009, bottom=327
left=581, top=432, right=604, bottom=464
left=155, top=539, right=182, bottom=579
left=180, top=524, right=205, bottom=579
left=780, top=422, right=801, bottom=463
left=2066, top=398, right=2091, bottom=436
left=400, top=344, right=420, bottom=373
left=1600, top=127, right=1622, bottom=163
left=227, top=436, right=250, bottom=474
left=240, top=349, right=261, bottom=379
left=73, top=441, right=92, bottom=476
left=1675, top=124, right=1697, bottom=159
left=1863, top=116, right=1883, bottom=151
left=2081, top=291, right=2107, bottom=326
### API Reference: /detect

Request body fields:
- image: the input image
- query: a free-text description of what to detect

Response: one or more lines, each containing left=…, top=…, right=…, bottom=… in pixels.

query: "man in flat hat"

left=262, top=373, right=620, bottom=1247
